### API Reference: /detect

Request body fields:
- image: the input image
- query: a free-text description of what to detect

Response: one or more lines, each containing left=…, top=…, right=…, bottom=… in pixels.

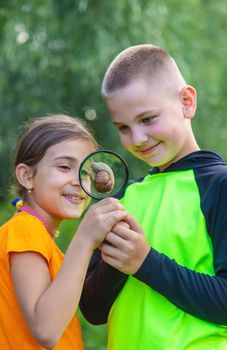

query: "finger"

left=104, top=231, right=127, bottom=248
left=102, top=210, right=129, bottom=229
left=94, top=197, right=120, bottom=208
left=111, top=224, right=133, bottom=240
left=101, top=252, right=126, bottom=272
left=112, top=221, right=130, bottom=230
left=100, top=245, right=126, bottom=262
left=93, top=200, right=124, bottom=215
left=124, top=215, right=144, bottom=234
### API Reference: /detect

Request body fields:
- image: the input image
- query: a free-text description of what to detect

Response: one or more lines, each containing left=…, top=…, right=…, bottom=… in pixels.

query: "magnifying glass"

left=79, top=149, right=129, bottom=200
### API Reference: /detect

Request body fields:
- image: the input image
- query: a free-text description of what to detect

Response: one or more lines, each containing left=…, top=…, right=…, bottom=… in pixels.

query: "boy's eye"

left=142, top=116, right=155, bottom=124
left=118, top=125, right=129, bottom=133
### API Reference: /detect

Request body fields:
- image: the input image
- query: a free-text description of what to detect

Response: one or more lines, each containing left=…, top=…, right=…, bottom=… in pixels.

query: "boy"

left=80, top=44, right=227, bottom=349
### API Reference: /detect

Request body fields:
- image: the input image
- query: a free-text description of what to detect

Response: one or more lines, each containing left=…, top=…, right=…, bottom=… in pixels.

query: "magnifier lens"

left=90, top=161, right=115, bottom=193
left=79, top=150, right=129, bottom=200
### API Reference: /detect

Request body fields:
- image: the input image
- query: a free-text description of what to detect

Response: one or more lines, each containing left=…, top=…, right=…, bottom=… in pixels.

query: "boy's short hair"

left=102, top=44, right=186, bottom=96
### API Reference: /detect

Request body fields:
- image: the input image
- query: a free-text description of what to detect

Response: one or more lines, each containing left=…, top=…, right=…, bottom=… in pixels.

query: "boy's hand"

left=100, top=215, right=150, bottom=275
left=76, top=198, right=128, bottom=250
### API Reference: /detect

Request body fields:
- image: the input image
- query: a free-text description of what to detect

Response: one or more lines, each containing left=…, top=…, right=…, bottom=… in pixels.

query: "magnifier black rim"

left=79, top=149, right=129, bottom=200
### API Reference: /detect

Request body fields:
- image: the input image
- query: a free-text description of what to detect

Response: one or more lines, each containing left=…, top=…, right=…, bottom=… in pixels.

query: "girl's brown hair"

left=13, top=114, right=98, bottom=197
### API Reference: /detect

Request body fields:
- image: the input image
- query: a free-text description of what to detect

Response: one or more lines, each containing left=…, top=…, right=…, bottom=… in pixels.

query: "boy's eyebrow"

left=113, top=109, right=159, bottom=125
left=112, top=121, right=123, bottom=126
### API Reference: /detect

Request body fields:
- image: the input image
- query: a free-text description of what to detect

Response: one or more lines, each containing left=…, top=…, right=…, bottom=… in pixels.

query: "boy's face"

left=105, top=79, right=197, bottom=170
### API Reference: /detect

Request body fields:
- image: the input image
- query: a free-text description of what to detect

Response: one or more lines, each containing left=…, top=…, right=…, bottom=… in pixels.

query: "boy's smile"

left=105, top=79, right=199, bottom=170
left=136, top=141, right=161, bottom=157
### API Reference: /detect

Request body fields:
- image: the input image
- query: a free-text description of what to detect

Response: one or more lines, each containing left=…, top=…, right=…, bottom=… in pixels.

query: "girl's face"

left=26, top=138, right=95, bottom=228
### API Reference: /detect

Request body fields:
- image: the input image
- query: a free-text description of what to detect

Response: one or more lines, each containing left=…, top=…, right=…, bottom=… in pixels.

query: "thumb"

left=112, top=220, right=130, bottom=232
left=125, top=215, right=144, bottom=234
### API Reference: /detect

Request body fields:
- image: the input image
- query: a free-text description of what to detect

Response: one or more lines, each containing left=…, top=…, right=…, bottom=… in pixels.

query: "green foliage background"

left=1, top=0, right=227, bottom=348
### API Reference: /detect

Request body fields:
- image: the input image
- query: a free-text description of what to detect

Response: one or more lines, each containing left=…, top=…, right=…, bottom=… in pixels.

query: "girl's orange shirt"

left=0, top=212, right=84, bottom=350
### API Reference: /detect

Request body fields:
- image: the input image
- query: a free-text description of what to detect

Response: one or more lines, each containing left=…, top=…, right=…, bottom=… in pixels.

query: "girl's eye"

left=58, top=165, right=71, bottom=171
left=81, top=169, right=90, bottom=177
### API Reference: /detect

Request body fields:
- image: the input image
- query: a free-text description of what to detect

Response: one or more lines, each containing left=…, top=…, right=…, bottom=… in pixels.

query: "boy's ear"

left=180, top=85, right=197, bottom=119
left=15, top=163, right=34, bottom=190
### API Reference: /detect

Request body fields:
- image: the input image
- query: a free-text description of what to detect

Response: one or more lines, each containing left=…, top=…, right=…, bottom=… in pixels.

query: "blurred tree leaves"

left=1, top=1, right=227, bottom=349
left=1, top=0, right=227, bottom=198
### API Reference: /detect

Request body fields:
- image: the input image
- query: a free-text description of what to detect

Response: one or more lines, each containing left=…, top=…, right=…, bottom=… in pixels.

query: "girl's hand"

left=100, top=215, right=151, bottom=275
left=76, top=197, right=129, bottom=250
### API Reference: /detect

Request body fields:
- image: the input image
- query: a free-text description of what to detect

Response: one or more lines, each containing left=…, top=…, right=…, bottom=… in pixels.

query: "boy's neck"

left=158, top=144, right=200, bottom=172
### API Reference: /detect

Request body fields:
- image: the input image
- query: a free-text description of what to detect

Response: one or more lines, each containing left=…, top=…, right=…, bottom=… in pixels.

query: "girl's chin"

left=64, top=209, right=85, bottom=220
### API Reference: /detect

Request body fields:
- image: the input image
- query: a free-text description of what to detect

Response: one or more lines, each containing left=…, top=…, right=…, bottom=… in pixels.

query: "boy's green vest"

left=107, top=170, right=227, bottom=350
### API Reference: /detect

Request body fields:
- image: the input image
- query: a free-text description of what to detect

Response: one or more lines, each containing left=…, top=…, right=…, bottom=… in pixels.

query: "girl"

left=0, top=114, right=128, bottom=349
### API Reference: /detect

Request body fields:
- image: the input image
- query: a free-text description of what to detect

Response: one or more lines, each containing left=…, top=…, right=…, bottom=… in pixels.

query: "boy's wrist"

left=133, top=247, right=153, bottom=280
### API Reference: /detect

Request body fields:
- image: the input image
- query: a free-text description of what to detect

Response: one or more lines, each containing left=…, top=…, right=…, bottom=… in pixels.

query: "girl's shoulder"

left=3, top=211, right=47, bottom=231
left=1, top=212, right=53, bottom=260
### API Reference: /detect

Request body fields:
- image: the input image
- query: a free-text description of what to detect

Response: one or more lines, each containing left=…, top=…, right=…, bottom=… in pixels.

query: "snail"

left=90, top=162, right=115, bottom=193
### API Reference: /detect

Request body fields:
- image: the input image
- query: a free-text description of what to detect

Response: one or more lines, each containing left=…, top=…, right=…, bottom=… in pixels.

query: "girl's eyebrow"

left=53, top=156, right=77, bottom=162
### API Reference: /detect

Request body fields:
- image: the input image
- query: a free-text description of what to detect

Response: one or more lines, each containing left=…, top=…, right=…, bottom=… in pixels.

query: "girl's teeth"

left=66, top=195, right=82, bottom=200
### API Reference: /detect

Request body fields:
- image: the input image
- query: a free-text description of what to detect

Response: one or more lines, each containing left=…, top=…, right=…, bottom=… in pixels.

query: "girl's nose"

left=71, top=172, right=80, bottom=186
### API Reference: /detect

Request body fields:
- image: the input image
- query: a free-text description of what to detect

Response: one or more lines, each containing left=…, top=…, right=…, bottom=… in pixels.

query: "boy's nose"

left=131, top=128, right=149, bottom=145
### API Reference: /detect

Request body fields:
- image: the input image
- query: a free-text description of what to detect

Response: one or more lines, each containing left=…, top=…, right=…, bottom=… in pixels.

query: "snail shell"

left=90, top=162, right=115, bottom=193
left=94, top=170, right=113, bottom=192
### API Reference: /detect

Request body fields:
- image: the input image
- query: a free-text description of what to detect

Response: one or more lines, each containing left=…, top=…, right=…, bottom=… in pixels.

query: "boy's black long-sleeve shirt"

left=79, top=151, right=227, bottom=325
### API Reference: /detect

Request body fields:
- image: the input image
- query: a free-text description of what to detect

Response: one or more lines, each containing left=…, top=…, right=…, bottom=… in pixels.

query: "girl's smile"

left=25, top=138, right=95, bottom=229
